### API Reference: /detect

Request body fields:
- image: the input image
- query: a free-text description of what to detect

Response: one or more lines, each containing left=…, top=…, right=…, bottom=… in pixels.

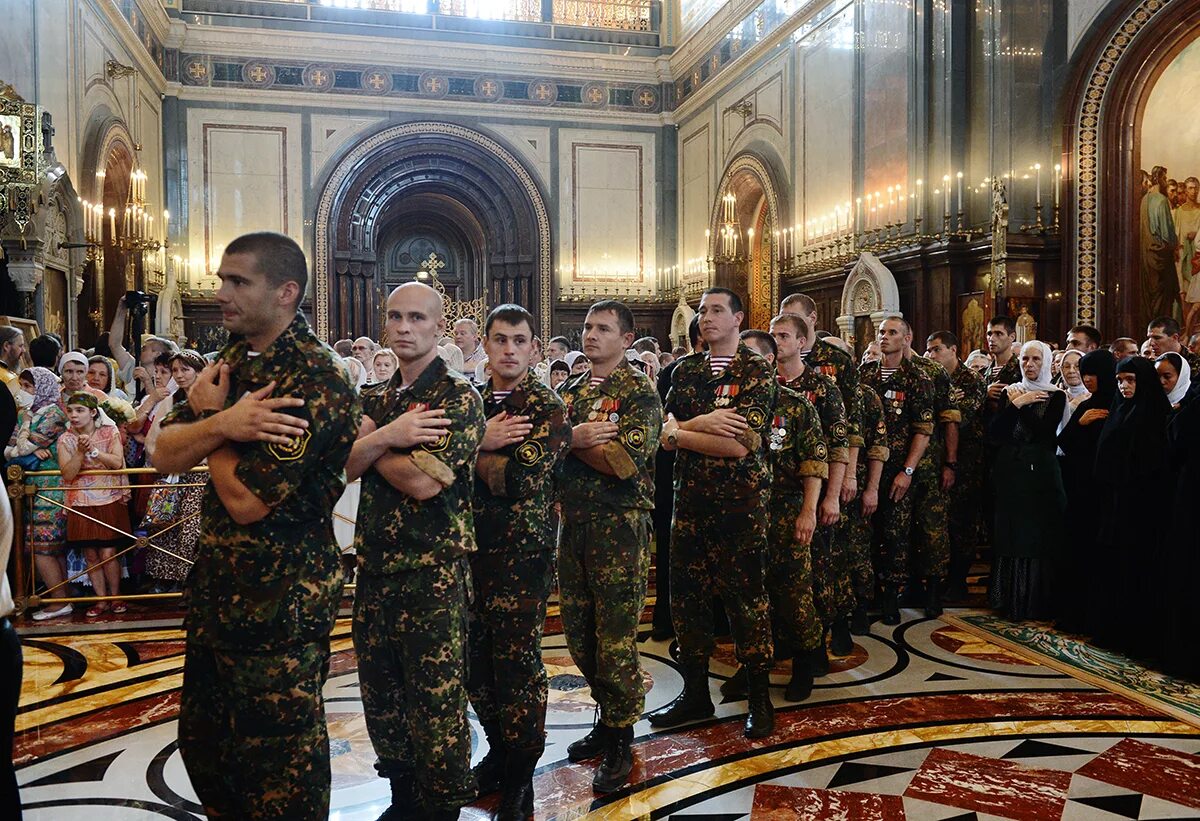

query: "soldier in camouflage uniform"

left=558, top=300, right=662, bottom=794
left=650, top=288, right=777, bottom=739
left=155, top=233, right=359, bottom=821
left=468, top=305, right=572, bottom=815
left=926, top=331, right=987, bottom=601
left=903, top=342, right=960, bottom=617
left=770, top=313, right=854, bottom=659
left=345, top=283, right=485, bottom=820
left=859, top=317, right=935, bottom=625
left=734, top=330, right=828, bottom=702
left=841, top=384, right=889, bottom=632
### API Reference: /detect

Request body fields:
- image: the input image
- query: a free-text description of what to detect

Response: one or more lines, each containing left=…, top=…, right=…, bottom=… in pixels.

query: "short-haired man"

left=345, top=282, right=485, bottom=818
left=109, top=297, right=178, bottom=395
left=153, top=231, right=359, bottom=820
left=29, top=334, right=61, bottom=369
left=454, top=318, right=486, bottom=373
left=1147, top=316, right=1200, bottom=372
left=633, top=336, right=660, bottom=355
left=1110, top=337, right=1139, bottom=359
left=651, top=287, right=777, bottom=738
left=770, top=313, right=855, bottom=659
left=984, top=316, right=1020, bottom=412
left=859, top=317, right=935, bottom=624
left=1066, top=325, right=1101, bottom=353
left=351, top=336, right=378, bottom=381
left=558, top=299, right=662, bottom=793
left=333, top=338, right=353, bottom=357
left=737, top=326, right=828, bottom=701
left=546, top=336, right=570, bottom=361
left=925, top=331, right=986, bottom=601
left=0, top=327, right=25, bottom=397
left=467, top=304, right=571, bottom=814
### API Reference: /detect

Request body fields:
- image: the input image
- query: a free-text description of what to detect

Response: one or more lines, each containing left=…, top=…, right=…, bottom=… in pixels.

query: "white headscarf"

left=342, top=356, right=367, bottom=391
left=58, top=351, right=88, bottom=374
left=564, top=351, right=587, bottom=369
left=1061, top=349, right=1090, bottom=398
left=1008, top=340, right=1073, bottom=430
left=1156, top=352, right=1192, bottom=406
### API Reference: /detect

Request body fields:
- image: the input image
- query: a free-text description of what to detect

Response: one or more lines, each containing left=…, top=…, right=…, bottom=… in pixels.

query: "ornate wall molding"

left=313, top=121, right=552, bottom=340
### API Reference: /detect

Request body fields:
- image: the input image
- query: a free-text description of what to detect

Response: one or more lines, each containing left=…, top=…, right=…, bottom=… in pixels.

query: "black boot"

left=719, top=665, right=748, bottom=699
left=376, top=772, right=418, bottom=820
left=472, top=719, right=505, bottom=795
left=850, top=603, right=871, bottom=635
left=830, top=618, right=854, bottom=656
left=648, top=663, right=714, bottom=728
left=492, top=749, right=538, bottom=820
left=881, top=587, right=901, bottom=625
left=810, top=638, right=830, bottom=677
left=592, top=726, right=634, bottom=793
left=744, top=670, right=776, bottom=738
left=784, top=654, right=813, bottom=702
left=925, top=577, right=943, bottom=618
left=567, top=720, right=610, bottom=762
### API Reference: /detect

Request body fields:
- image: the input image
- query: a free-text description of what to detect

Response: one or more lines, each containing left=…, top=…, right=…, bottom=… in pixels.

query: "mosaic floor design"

left=942, top=611, right=1200, bottom=729
left=15, top=603, right=1200, bottom=820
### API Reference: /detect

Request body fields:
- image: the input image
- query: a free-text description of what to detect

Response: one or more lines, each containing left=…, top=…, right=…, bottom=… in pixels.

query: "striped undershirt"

left=880, top=367, right=899, bottom=381
left=709, top=355, right=734, bottom=376
left=492, top=390, right=513, bottom=401
left=589, top=375, right=605, bottom=387
left=799, top=349, right=811, bottom=360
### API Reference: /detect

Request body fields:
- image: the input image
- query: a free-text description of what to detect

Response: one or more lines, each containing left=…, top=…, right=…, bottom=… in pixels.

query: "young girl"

left=58, top=392, right=131, bottom=617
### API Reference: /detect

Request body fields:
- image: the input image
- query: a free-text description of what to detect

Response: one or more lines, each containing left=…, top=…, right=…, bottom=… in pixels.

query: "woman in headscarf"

left=1060, top=349, right=1090, bottom=409
left=987, top=340, right=1068, bottom=621
left=87, top=355, right=129, bottom=402
left=1092, top=355, right=1171, bottom=657
left=565, top=351, right=590, bottom=376
left=1164, top=365, right=1200, bottom=680
left=1055, top=349, right=1117, bottom=633
left=1154, top=352, right=1192, bottom=412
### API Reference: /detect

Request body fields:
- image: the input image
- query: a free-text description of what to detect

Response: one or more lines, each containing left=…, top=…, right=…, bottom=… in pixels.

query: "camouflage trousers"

left=353, top=564, right=475, bottom=811
left=872, top=464, right=915, bottom=587
left=467, top=549, right=553, bottom=754
left=812, top=519, right=856, bottom=624
left=948, top=454, right=984, bottom=568
left=765, top=492, right=822, bottom=655
left=909, top=455, right=950, bottom=579
left=842, top=493, right=875, bottom=603
left=671, top=498, right=772, bottom=671
left=558, top=509, right=650, bottom=728
left=178, top=639, right=331, bottom=820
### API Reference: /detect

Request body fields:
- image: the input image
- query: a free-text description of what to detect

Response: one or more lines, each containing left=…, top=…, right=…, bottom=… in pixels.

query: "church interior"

left=3, top=0, right=1200, bottom=818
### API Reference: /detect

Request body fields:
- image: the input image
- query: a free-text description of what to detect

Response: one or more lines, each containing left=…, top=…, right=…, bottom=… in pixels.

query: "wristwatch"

left=903, top=466, right=915, bottom=477
left=87, top=449, right=100, bottom=459
left=666, top=429, right=679, bottom=448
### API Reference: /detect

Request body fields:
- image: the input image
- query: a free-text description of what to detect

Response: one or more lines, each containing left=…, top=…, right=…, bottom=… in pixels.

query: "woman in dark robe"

left=1164, top=379, right=1200, bottom=680
left=1092, top=355, right=1171, bottom=659
left=1055, top=349, right=1117, bottom=633
left=988, top=340, right=1070, bottom=621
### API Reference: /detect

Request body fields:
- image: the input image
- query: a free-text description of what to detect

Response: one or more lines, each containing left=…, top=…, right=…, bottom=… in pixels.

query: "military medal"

left=768, top=415, right=787, bottom=451
left=714, top=383, right=739, bottom=408
left=609, top=413, right=620, bottom=423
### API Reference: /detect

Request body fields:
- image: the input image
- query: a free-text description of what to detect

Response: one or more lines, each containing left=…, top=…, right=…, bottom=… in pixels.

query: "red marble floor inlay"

left=751, top=784, right=905, bottom=820
left=903, top=748, right=1071, bottom=821
left=929, top=625, right=1038, bottom=666
left=1077, top=737, right=1200, bottom=810
left=116, top=639, right=186, bottom=665
left=14, top=690, right=180, bottom=765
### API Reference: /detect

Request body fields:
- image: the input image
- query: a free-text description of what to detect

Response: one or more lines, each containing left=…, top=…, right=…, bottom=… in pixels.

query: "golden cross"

left=638, top=90, right=655, bottom=106
left=368, top=72, right=386, bottom=90
left=187, top=62, right=207, bottom=80
left=420, top=252, right=446, bottom=279
left=480, top=80, right=497, bottom=97
left=425, top=76, right=443, bottom=93
left=587, top=87, right=604, bottom=103
left=533, top=83, right=552, bottom=101
left=247, top=65, right=267, bottom=83
left=311, top=70, right=328, bottom=87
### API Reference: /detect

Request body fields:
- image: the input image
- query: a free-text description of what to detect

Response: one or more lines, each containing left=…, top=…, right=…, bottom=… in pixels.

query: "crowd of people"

left=3, top=229, right=1199, bottom=821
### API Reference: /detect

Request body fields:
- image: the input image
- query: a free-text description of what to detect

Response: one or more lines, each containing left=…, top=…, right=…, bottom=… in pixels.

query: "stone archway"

left=313, top=122, right=551, bottom=341
left=709, top=153, right=785, bottom=327
left=835, top=252, right=901, bottom=355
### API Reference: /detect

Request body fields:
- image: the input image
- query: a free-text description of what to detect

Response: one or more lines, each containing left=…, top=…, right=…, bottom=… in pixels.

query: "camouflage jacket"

left=779, top=366, right=850, bottom=465
left=666, top=344, right=776, bottom=500
left=983, top=355, right=1021, bottom=420
left=803, top=337, right=862, bottom=448
left=473, top=370, right=572, bottom=553
left=908, top=354, right=962, bottom=446
left=856, top=385, right=891, bottom=482
left=948, top=362, right=987, bottom=460
left=769, top=385, right=828, bottom=495
left=163, top=312, right=359, bottom=652
left=860, top=357, right=935, bottom=467
left=559, top=358, right=662, bottom=521
left=355, top=355, right=485, bottom=573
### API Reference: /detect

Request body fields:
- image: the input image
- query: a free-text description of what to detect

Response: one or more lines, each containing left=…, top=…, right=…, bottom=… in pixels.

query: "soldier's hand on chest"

left=572, top=421, right=618, bottom=449
left=378, top=406, right=451, bottom=449
left=690, top=408, right=748, bottom=438
left=482, top=411, right=533, bottom=452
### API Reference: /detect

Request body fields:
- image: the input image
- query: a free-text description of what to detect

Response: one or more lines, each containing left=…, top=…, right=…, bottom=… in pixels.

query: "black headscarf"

left=1078, top=349, right=1117, bottom=410
left=1094, top=355, right=1171, bottom=482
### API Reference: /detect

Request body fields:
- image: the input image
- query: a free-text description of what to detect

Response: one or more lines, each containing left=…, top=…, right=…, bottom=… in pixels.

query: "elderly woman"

left=565, top=351, right=590, bottom=376
left=372, top=348, right=399, bottom=385
left=87, top=355, right=129, bottom=402
left=987, top=340, right=1069, bottom=621
left=548, top=359, right=570, bottom=391
left=1060, top=349, right=1090, bottom=409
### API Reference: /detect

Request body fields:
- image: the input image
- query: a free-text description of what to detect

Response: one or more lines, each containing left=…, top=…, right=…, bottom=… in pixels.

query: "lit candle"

left=942, top=175, right=950, bottom=216
left=1034, top=163, right=1042, bottom=207
left=956, top=171, right=964, bottom=214
left=1053, top=163, right=1061, bottom=209
left=109, top=208, right=116, bottom=236
left=915, top=179, right=923, bottom=223
left=854, top=197, right=862, bottom=234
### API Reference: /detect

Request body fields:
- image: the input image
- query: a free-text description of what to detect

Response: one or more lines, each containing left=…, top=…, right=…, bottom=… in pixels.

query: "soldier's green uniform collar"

left=386, top=351, right=449, bottom=397
left=221, top=311, right=310, bottom=372
left=482, top=368, right=542, bottom=411
left=573, top=357, right=639, bottom=397
left=700, top=343, right=755, bottom=382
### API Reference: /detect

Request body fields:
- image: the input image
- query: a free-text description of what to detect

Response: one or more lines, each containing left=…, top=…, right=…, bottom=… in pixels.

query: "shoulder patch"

left=422, top=431, right=451, bottom=453
left=920, top=409, right=934, bottom=422
left=815, top=441, right=829, bottom=460
left=515, top=440, right=544, bottom=465
left=268, top=429, right=311, bottom=461
left=745, top=406, right=767, bottom=428
left=623, top=426, right=648, bottom=451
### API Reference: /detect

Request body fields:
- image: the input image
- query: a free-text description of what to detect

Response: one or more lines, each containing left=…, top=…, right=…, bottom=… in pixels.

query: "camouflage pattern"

left=163, top=312, right=359, bottom=820
left=179, top=642, right=333, bottom=821
left=860, top=358, right=935, bottom=586
left=803, top=337, right=863, bottom=448
left=843, top=385, right=891, bottom=600
left=353, top=564, right=476, bottom=810
left=558, top=359, right=661, bottom=727
left=907, top=355, right=961, bottom=580
left=983, top=355, right=1021, bottom=422
left=946, top=362, right=987, bottom=569
left=666, top=346, right=776, bottom=670
left=468, top=370, right=571, bottom=753
left=353, top=354, right=485, bottom=810
left=780, top=366, right=852, bottom=622
left=764, top=386, right=828, bottom=655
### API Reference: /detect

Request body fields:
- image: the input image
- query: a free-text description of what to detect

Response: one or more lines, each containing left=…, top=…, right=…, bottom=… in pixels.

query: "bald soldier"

left=346, top=282, right=486, bottom=820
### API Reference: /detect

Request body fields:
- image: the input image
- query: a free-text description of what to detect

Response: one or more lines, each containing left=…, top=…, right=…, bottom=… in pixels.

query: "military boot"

left=925, top=577, right=943, bottom=618
left=567, top=718, right=610, bottom=762
left=376, top=771, right=419, bottom=820
left=719, top=665, right=748, bottom=699
left=744, top=670, right=776, bottom=738
left=648, top=663, right=714, bottom=728
left=592, top=726, right=634, bottom=793
left=784, top=653, right=813, bottom=703
left=881, top=587, right=901, bottom=625
left=472, top=719, right=506, bottom=795
left=492, top=749, right=538, bottom=820
left=810, top=637, right=830, bottom=677
left=830, top=618, right=854, bottom=656
left=850, top=603, right=871, bottom=635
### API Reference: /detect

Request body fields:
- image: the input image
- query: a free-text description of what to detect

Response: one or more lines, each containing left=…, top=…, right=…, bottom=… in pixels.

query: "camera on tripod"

left=123, top=290, right=157, bottom=364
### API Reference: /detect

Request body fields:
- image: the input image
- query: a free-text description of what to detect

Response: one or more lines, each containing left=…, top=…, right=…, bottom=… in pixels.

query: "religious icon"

left=0, top=115, right=21, bottom=168
left=959, top=295, right=985, bottom=355
left=1015, top=304, right=1037, bottom=344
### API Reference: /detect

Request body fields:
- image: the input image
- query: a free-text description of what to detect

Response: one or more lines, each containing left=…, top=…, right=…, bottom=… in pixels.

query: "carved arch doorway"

left=314, top=122, right=552, bottom=342
left=710, top=154, right=783, bottom=329
left=835, top=252, right=901, bottom=358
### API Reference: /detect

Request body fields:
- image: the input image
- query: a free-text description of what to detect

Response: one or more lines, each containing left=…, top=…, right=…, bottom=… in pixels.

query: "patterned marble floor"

left=14, top=601, right=1200, bottom=820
